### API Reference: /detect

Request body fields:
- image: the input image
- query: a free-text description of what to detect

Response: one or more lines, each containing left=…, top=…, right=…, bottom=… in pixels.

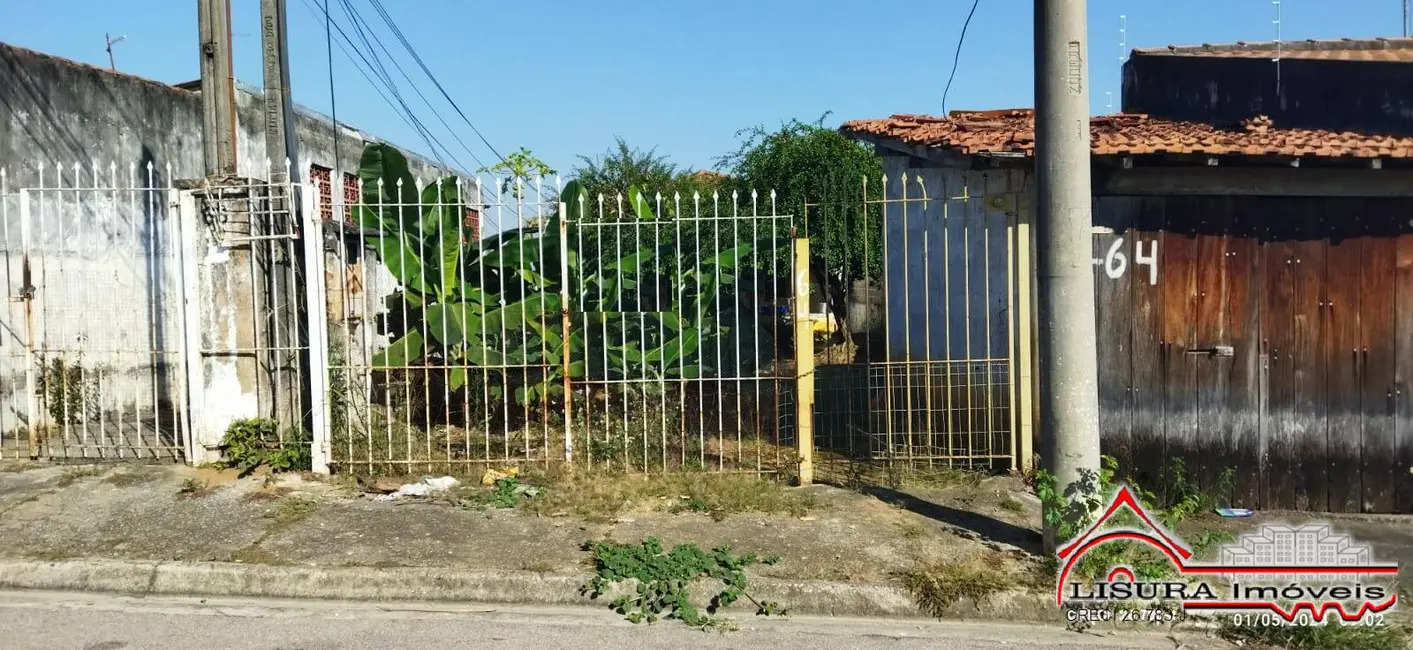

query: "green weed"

left=581, top=537, right=786, bottom=629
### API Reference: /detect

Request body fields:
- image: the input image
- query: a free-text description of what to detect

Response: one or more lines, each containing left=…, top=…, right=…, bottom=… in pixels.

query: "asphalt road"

left=0, top=590, right=1217, bottom=650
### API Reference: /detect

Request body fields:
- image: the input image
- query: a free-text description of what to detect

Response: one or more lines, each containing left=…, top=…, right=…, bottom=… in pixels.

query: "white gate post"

left=176, top=189, right=208, bottom=464
left=300, top=185, right=332, bottom=474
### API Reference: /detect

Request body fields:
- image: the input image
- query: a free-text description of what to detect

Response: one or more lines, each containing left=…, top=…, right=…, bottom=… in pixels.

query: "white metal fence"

left=0, top=164, right=189, bottom=460
left=320, top=172, right=798, bottom=475
left=0, top=155, right=1029, bottom=478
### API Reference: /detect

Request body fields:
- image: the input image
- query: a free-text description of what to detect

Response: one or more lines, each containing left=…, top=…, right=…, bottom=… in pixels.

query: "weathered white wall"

left=0, top=42, right=468, bottom=457
left=880, top=157, right=1022, bottom=363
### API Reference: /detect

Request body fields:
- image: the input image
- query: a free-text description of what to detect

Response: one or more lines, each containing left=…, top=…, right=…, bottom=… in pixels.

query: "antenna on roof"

left=1118, top=14, right=1128, bottom=64
left=1404, top=0, right=1409, bottom=38
left=1272, top=0, right=1282, bottom=97
left=104, top=33, right=126, bottom=71
left=1116, top=15, right=1127, bottom=114
left=1106, top=91, right=1113, bottom=114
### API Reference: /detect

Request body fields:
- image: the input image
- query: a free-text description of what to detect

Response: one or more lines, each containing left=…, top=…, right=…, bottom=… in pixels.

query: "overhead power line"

left=941, top=0, right=981, bottom=115
left=364, top=0, right=507, bottom=164
left=337, top=0, right=488, bottom=170
left=299, top=0, right=466, bottom=174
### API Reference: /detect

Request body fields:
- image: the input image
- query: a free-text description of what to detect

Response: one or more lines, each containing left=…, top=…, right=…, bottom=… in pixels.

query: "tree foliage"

left=716, top=114, right=883, bottom=283
left=478, top=147, right=556, bottom=200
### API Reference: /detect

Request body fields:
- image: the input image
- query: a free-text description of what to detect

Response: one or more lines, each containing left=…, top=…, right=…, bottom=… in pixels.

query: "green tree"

left=479, top=147, right=556, bottom=201
left=716, top=114, right=884, bottom=347
left=573, top=137, right=680, bottom=200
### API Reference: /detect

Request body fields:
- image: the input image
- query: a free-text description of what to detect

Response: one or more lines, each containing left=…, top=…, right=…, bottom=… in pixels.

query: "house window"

left=342, top=172, right=360, bottom=223
left=309, top=165, right=333, bottom=222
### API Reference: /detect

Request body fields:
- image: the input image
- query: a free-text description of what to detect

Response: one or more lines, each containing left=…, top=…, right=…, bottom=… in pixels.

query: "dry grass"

left=101, top=470, right=159, bottom=487
left=176, top=478, right=214, bottom=499
left=0, top=461, right=37, bottom=473
left=268, top=496, right=320, bottom=527
left=516, top=469, right=819, bottom=523
left=1220, top=619, right=1410, bottom=650
left=902, top=554, right=1017, bottom=617
left=55, top=466, right=103, bottom=487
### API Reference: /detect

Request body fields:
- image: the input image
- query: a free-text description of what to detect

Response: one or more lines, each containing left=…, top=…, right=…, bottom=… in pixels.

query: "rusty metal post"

left=793, top=237, right=815, bottom=485
left=559, top=204, right=574, bottom=465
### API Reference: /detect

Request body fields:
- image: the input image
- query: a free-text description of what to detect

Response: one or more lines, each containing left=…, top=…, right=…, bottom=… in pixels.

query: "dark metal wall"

left=1121, top=54, right=1413, bottom=135
left=1093, top=195, right=1413, bottom=513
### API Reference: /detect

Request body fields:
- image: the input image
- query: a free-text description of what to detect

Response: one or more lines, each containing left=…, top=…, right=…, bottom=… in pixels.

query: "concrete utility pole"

left=198, top=0, right=239, bottom=176
left=1033, top=0, right=1102, bottom=552
left=261, top=0, right=300, bottom=181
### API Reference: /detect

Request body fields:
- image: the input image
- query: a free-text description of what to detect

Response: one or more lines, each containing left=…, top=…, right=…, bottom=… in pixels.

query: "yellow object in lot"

left=808, top=313, right=837, bottom=335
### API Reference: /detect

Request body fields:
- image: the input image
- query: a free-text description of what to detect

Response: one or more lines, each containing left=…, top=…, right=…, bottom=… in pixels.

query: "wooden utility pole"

left=198, top=0, right=238, bottom=176
left=1034, top=0, right=1101, bottom=552
left=261, top=0, right=300, bottom=180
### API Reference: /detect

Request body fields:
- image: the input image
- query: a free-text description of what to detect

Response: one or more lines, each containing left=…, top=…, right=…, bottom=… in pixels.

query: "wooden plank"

left=1289, top=207, right=1329, bottom=511
left=1360, top=232, right=1398, bottom=513
left=1224, top=202, right=1262, bottom=508
left=1191, top=197, right=1231, bottom=497
left=1324, top=217, right=1363, bottom=513
left=1128, top=197, right=1167, bottom=491
left=1159, top=197, right=1200, bottom=503
left=1260, top=212, right=1297, bottom=510
left=1395, top=234, right=1413, bottom=513
left=1093, top=198, right=1136, bottom=474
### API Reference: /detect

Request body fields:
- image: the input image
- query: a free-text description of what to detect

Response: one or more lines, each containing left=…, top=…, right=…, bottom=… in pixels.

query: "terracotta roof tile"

left=840, top=110, right=1413, bottom=159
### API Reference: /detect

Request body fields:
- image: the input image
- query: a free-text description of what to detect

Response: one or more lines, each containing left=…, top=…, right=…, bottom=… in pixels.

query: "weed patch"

left=519, top=471, right=817, bottom=522
left=218, top=418, right=311, bottom=477
left=998, top=497, right=1025, bottom=513
left=1219, top=619, right=1410, bottom=650
left=176, top=478, right=212, bottom=499
left=459, top=477, right=542, bottom=510
left=55, top=467, right=102, bottom=487
left=903, top=556, right=1013, bottom=617
left=101, top=471, right=157, bottom=487
left=581, top=537, right=786, bottom=629
left=268, top=496, right=319, bottom=527
left=1035, top=456, right=1234, bottom=583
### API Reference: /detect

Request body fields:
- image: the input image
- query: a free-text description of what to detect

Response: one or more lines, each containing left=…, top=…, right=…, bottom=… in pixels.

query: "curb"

left=0, top=558, right=1062, bottom=622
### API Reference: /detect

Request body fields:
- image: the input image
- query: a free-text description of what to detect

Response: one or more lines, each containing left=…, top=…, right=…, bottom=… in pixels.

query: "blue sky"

left=2, top=1, right=1405, bottom=175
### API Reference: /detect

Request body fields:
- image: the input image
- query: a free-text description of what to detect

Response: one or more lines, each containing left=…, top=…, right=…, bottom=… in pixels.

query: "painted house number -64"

left=1092, top=237, right=1158, bottom=285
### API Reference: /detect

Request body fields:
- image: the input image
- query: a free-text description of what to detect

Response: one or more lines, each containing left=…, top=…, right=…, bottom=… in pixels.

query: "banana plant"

left=358, top=143, right=580, bottom=400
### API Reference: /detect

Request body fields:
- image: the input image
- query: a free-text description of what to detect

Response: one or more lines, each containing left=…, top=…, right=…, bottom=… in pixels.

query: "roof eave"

left=843, top=130, right=990, bottom=169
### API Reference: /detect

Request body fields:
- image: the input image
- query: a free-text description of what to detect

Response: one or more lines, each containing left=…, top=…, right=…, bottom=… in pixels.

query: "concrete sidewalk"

left=2, top=461, right=1412, bottom=626
left=0, top=462, right=1052, bottom=621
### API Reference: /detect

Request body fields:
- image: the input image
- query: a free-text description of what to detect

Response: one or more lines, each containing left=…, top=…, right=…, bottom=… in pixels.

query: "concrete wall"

left=879, top=157, right=1016, bottom=364
left=0, top=41, right=460, bottom=457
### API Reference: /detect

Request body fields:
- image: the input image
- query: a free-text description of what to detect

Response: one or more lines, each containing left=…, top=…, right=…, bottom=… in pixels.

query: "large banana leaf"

left=372, top=329, right=425, bottom=368
left=419, top=177, right=464, bottom=301
left=357, top=143, right=421, bottom=235
left=369, top=234, right=427, bottom=294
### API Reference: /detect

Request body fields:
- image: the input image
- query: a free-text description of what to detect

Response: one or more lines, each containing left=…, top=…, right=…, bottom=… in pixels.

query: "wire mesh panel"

left=810, top=169, right=1019, bottom=475
left=565, top=188, right=796, bottom=475
left=0, top=163, right=188, bottom=461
